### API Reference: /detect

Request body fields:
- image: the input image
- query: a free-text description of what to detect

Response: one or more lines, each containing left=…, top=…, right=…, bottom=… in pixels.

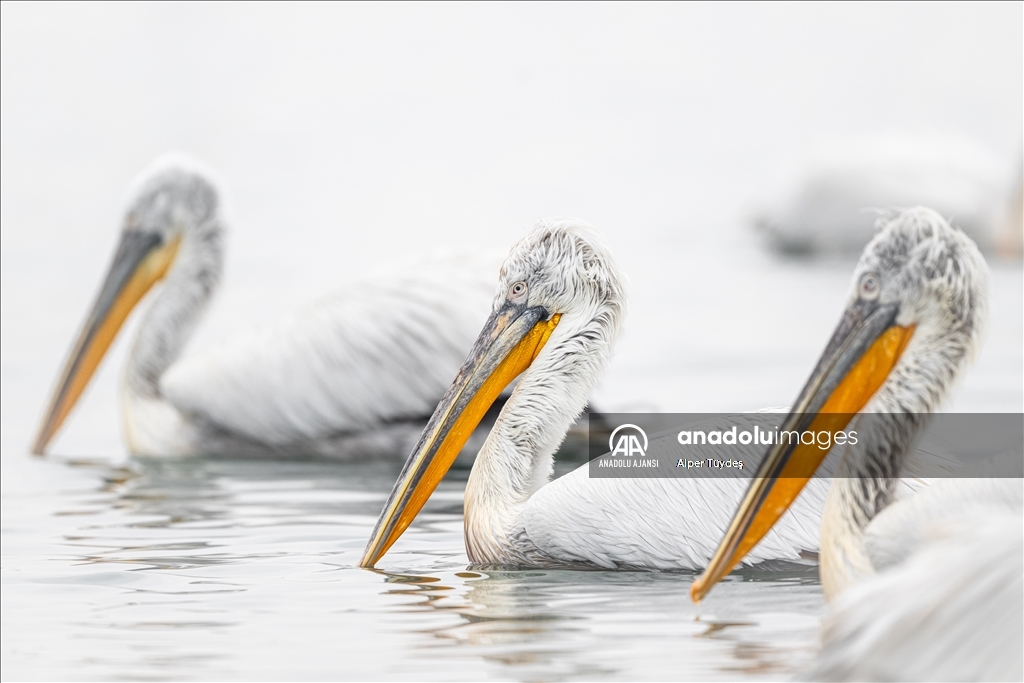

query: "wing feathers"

left=524, top=414, right=829, bottom=569
left=161, top=253, right=500, bottom=443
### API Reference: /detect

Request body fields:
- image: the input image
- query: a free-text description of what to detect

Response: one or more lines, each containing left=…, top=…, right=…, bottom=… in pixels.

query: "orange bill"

left=360, top=302, right=560, bottom=567
left=690, top=299, right=914, bottom=602
left=31, top=231, right=181, bottom=455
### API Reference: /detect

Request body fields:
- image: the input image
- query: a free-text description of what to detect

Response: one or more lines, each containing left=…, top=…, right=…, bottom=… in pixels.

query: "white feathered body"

left=755, top=135, right=1018, bottom=256
left=488, top=421, right=928, bottom=571
left=809, top=477, right=1024, bottom=682
left=521, top=464, right=828, bottom=569
left=461, top=362, right=879, bottom=569
left=126, top=253, right=500, bottom=457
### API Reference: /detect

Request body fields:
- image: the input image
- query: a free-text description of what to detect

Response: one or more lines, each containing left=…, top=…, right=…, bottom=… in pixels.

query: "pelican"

left=361, top=219, right=840, bottom=570
left=32, top=154, right=498, bottom=458
left=754, top=134, right=1022, bottom=258
left=691, top=208, right=1023, bottom=679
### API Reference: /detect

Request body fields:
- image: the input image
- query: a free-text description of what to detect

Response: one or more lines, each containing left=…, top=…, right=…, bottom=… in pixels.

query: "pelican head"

left=361, top=219, right=625, bottom=567
left=690, top=206, right=989, bottom=601
left=32, top=155, right=224, bottom=455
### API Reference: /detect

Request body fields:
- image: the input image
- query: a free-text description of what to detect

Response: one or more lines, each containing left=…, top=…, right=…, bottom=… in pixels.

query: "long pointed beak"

left=360, top=302, right=561, bottom=568
left=31, top=231, right=181, bottom=455
left=690, top=299, right=915, bottom=602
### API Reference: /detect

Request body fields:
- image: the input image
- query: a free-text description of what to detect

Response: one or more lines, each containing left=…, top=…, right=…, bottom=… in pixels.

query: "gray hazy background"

left=2, top=2, right=1022, bottom=458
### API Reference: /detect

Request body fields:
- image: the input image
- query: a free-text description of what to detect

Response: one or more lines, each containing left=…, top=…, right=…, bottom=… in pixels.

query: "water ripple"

left=3, top=452, right=824, bottom=680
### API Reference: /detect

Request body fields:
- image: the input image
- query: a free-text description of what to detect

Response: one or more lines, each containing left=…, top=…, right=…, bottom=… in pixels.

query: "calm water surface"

left=3, top=452, right=825, bottom=681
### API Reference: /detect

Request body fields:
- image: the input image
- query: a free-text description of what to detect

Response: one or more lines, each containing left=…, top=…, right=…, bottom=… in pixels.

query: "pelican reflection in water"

left=33, top=155, right=498, bottom=459
left=371, top=565, right=819, bottom=679
left=691, top=207, right=1023, bottom=681
left=362, top=219, right=837, bottom=571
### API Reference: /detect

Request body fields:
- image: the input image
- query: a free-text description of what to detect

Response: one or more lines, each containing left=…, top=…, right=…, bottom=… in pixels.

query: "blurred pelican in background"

left=691, top=208, right=1023, bottom=680
left=754, top=134, right=1023, bottom=258
left=32, top=155, right=498, bottom=458
left=361, top=219, right=837, bottom=570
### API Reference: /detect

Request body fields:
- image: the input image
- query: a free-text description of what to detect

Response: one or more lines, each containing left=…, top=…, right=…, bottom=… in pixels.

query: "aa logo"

left=609, top=424, right=648, bottom=457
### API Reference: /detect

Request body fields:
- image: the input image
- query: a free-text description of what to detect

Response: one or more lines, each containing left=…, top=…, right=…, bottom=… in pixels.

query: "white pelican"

left=808, top=478, right=1022, bottom=681
left=32, top=155, right=498, bottom=458
left=691, top=208, right=1023, bottom=679
left=360, top=219, right=838, bottom=569
left=754, top=134, right=1022, bottom=258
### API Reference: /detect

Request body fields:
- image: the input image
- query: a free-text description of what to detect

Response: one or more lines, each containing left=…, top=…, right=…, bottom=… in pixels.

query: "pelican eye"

left=509, top=281, right=528, bottom=300
left=859, top=273, right=881, bottom=300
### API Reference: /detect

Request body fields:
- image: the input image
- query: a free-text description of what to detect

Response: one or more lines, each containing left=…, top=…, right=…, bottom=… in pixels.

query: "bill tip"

left=689, top=579, right=705, bottom=604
